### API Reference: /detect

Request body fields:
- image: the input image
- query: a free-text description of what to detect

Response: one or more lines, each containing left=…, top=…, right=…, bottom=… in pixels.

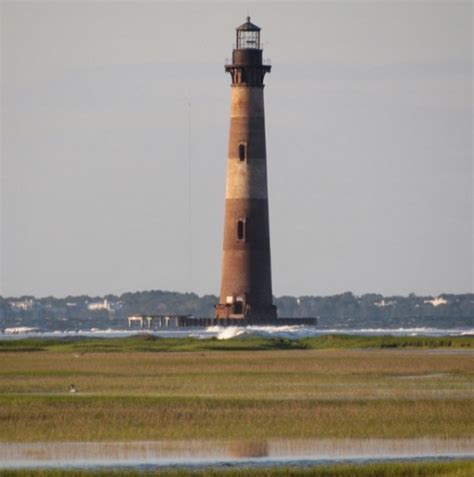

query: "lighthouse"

left=215, top=17, right=277, bottom=323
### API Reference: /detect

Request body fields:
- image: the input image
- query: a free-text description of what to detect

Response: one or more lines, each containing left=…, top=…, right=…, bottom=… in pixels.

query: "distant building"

left=424, top=297, right=448, bottom=307
left=9, top=299, right=34, bottom=311
left=87, top=299, right=111, bottom=311
left=374, top=299, right=395, bottom=308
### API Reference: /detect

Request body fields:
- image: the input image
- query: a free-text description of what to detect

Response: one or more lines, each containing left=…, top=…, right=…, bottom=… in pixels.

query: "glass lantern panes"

left=237, top=30, right=260, bottom=49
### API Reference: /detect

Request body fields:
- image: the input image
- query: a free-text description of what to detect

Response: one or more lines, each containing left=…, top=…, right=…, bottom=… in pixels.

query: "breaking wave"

left=206, top=326, right=249, bottom=340
left=1, top=326, right=472, bottom=340
left=204, top=326, right=474, bottom=340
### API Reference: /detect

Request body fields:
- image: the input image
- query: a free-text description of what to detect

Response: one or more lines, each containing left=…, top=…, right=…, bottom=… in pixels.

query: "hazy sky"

left=1, top=1, right=472, bottom=298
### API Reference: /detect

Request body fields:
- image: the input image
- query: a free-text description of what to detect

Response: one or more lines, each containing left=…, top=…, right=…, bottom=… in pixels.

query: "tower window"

left=234, top=299, right=243, bottom=314
left=237, top=219, right=246, bottom=241
left=238, top=143, right=247, bottom=162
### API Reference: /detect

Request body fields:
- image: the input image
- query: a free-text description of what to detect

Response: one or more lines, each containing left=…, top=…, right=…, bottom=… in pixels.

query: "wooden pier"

left=128, top=315, right=316, bottom=329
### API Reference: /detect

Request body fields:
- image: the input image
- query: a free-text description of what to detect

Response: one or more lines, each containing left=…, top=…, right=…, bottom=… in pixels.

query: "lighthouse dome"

left=236, top=17, right=261, bottom=49
left=236, top=17, right=261, bottom=32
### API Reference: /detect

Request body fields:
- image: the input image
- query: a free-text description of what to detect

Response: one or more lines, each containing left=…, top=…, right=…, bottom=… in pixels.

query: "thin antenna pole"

left=186, top=95, right=193, bottom=292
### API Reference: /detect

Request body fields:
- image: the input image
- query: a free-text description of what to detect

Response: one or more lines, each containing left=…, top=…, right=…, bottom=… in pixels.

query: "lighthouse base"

left=215, top=303, right=278, bottom=323
left=213, top=316, right=317, bottom=326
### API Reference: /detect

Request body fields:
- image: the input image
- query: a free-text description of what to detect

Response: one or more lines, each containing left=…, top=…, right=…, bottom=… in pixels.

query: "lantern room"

left=236, top=17, right=261, bottom=49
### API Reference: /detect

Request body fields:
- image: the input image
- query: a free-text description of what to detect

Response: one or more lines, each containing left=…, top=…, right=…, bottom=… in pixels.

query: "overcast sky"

left=1, top=1, right=472, bottom=298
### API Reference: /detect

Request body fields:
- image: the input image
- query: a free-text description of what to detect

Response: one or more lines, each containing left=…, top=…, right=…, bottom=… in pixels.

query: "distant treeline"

left=1, top=290, right=473, bottom=330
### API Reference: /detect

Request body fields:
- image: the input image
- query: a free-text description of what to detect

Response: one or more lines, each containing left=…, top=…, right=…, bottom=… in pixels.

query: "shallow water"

left=1, top=438, right=472, bottom=469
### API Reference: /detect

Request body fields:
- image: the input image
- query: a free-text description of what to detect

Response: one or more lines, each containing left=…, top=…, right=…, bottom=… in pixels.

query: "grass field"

left=1, top=461, right=474, bottom=476
left=0, top=335, right=472, bottom=442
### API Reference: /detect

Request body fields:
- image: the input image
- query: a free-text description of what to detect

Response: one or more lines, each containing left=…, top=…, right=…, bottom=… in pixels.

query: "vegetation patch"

left=0, top=347, right=472, bottom=442
left=1, top=395, right=472, bottom=442
left=0, top=334, right=472, bottom=353
left=0, top=460, right=473, bottom=476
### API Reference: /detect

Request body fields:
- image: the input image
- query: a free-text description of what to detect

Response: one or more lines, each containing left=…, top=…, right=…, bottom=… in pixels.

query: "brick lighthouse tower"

left=215, top=17, right=277, bottom=323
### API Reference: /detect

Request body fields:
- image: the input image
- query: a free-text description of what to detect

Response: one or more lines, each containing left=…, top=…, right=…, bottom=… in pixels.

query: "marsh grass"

left=1, top=460, right=473, bottom=476
left=0, top=334, right=472, bottom=353
left=1, top=394, right=472, bottom=441
left=1, top=343, right=472, bottom=442
left=1, top=348, right=472, bottom=399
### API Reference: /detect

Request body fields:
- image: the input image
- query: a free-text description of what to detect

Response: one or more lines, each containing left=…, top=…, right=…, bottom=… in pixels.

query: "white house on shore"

left=424, top=297, right=448, bottom=307
left=87, top=299, right=111, bottom=311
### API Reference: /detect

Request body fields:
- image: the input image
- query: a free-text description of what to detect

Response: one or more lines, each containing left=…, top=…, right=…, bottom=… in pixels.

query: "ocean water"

left=1, top=325, right=472, bottom=340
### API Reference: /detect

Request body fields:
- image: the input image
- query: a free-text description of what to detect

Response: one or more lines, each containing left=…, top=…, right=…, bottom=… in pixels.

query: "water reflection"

left=1, top=438, right=472, bottom=469
left=228, top=441, right=269, bottom=458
